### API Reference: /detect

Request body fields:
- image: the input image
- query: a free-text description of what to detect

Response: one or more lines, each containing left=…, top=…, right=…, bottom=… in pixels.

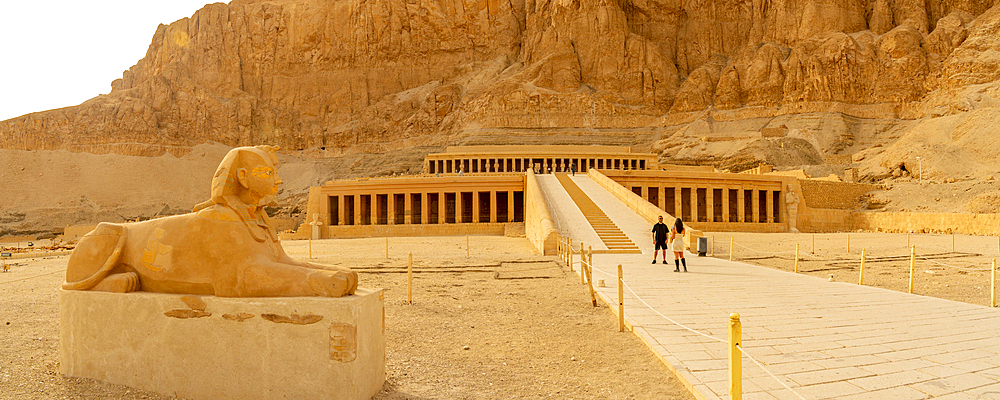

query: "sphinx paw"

left=308, top=270, right=357, bottom=297
left=91, top=272, right=140, bottom=293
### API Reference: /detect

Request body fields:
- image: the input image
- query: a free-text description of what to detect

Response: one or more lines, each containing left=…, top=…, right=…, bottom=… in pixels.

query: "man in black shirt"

left=651, top=215, right=669, bottom=264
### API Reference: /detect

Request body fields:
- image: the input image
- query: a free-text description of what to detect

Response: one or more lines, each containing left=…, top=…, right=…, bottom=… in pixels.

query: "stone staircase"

left=554, top=173, right=641, bottom=254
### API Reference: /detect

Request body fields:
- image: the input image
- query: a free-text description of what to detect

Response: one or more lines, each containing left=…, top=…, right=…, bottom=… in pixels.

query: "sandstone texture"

left=5, top=0, right=1000, bottom=235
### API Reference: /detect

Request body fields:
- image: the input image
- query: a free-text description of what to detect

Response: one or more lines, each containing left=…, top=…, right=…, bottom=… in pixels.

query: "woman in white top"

left=669, top=218, right=687, bottom=272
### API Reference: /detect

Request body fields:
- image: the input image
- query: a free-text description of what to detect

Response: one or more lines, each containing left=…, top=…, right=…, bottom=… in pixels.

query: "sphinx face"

left=247, top=164, right=282, bottom=206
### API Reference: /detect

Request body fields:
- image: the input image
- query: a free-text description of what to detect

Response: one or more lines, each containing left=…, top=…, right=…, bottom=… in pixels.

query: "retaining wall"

left=524, top=170, right=558, bottom=255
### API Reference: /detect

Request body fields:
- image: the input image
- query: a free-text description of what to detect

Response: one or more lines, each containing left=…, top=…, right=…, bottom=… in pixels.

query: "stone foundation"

left=60, top=289, right=384, bottom=400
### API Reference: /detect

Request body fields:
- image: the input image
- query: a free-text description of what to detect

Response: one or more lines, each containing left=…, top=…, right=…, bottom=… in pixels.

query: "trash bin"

left=696, top=237, right=708, bottom=257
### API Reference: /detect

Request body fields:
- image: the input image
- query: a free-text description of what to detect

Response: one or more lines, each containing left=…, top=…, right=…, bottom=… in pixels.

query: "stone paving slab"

left=539, top=176, right=1000, bottom=400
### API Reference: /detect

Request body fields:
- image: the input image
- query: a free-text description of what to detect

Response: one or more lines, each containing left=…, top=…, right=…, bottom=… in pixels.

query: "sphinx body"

left=63, top=146, right=358, bottom=297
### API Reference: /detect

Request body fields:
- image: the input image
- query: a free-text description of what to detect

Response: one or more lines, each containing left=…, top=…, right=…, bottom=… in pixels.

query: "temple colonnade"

left=311, top=175, right=526, bottom=230
left=602, top=170, right=792, bottom=231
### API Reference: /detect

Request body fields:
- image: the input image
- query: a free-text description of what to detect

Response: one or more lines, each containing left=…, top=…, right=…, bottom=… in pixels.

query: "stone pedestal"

left=60, top=289, right=384, bottom=400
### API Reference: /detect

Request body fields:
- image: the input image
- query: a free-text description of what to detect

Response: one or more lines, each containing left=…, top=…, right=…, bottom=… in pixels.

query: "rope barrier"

left=588, top=264, right=808, bottom=399
left=917, top=255, right=993, bottom=272
left=0, top=269, right=63, bottom=285
left=590, top=265, right=725, bottom=343
left=737, top=344, right=807, bottom=400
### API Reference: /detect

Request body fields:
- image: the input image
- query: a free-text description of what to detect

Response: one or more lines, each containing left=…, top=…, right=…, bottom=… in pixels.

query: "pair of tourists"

left=652, top=216, right=687, bottom=272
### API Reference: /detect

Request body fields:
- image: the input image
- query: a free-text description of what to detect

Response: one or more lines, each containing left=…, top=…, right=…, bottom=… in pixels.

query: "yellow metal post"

left=308, top=237, right=313, bottom=259
left=729, top=313, right=742, bottom=400
left=730, top=237, right=734, bottom=261
left=909, top=245, right=916, bottom=294
left=812, top=233, right=815, bottom=254
left=847, top=234, right=850, bottom=253
left=407, top=252, right=413, bottom=304
left=992, top=259, right=996, bottom=308
left=466, top=235, right=470, bottom=258
left=579, top=242, right=584, bottom=271
left=859, top=249, right=866, bottom=285
left=712, top=235, right=715, bottom=257
left=617, top=264, right=624, bottom=332
left=795, top=244, right=799, bottom=273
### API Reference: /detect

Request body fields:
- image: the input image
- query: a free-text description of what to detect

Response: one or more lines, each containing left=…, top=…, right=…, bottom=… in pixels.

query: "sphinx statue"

left=63, top=145, right=358, bottom=297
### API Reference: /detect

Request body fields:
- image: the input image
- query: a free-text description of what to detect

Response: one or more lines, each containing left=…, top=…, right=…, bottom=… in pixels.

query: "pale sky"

left=0, top=1, right=220, bottom=121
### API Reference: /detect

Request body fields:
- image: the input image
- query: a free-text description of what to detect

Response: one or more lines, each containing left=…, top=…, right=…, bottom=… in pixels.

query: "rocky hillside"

left=5, top=0, right=1000, bottom=235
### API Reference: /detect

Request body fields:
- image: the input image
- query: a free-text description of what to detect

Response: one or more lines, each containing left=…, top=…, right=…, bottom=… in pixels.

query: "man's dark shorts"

left=655, top=241, right=668, bottom=250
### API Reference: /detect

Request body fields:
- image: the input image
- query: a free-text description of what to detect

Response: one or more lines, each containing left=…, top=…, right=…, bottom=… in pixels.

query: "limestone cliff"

left=2, top=0, right=1000, bottom=182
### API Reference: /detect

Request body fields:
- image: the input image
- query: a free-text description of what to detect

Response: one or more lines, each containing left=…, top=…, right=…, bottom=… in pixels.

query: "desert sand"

left=0, top=236, right=693, bottom=400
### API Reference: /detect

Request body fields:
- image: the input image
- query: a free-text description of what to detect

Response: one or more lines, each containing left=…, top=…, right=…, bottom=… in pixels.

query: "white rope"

left=917, top=255, right=993, bottom=272
left=730, top=241, right=831, bottom=261
left=590, top=265, right=725, bottom=343
left=732, top=242, right=797, bottom=255
left=737, top=344, right=808, bottom=400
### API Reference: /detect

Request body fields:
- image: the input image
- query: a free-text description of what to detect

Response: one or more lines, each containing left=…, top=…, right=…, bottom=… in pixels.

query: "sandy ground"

left=704, top=231, right=1000, bottom=307
left=0, top=236, right=693, bottom=400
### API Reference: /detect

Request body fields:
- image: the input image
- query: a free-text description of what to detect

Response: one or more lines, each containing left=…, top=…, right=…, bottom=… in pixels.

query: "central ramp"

left=554, top=173, right=640, bottom=254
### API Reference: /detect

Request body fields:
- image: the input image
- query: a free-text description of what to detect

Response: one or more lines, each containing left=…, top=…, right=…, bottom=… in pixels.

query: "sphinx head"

left=209, top=146, right=282, bottom=207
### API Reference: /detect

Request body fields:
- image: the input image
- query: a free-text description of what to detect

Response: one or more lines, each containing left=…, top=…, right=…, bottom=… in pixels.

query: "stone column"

left=690, top=187, right=698, bottom=222
left=751, top=189, right=760, bottom=223
left=472, top=191, right=480, bottom=223
left=388, top=193, right=397, bottom=225
left=737, top=189, right=746, bottom=223
left=490, top=191, right=497, bottom=223
left=707, top=187, right=715, bottom=223
left=674, top=187, right=683, bottom=221
left=439, top=192, right=447, bottom=224
left=404, top=193, right=413, bottom=224
left=766, top=189, right=774, bottom=223
left=456, top=192, right=464, bottom=223
left=338, top=195, right=346, bottom=225
left=421, top=193, right=429, bottom=224
left=722, top=188, right=730, bottom=223
left=657, top=185, right=665, bottom=211
left=641, top=186, right=648, bottom=202
left=354, top=194, right=361, bottom=225
left=507, top=190, right=514, bottom=223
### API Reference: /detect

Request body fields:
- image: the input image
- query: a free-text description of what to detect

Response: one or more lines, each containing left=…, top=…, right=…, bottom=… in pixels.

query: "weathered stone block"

left=60, top=288, right=384, bottom=400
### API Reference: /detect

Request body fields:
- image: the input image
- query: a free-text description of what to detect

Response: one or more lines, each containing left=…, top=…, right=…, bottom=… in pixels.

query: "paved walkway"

left=545, top=175, right=1000, bottom=400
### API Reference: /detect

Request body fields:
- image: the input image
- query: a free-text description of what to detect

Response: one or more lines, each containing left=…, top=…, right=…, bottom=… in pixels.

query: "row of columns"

left=426, top=157, right=650, bottom=174
left=635, top=185, right=782, bottom=224
left=328, top=191, right=524, bottom=226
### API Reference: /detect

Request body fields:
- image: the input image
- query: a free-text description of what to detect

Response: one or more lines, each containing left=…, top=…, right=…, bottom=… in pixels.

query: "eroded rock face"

left=1, top=0, right=1000, bottom=180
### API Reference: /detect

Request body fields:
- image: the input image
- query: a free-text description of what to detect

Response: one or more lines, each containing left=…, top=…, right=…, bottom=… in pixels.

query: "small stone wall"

left=851, top=212, right=1000, bottom=235
left=799, top=180, right=880, bottom=210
